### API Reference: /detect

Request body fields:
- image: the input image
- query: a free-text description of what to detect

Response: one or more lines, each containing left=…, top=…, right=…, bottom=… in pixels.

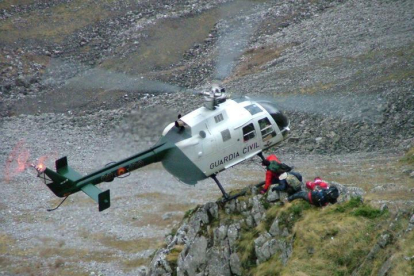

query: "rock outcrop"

left=145, top=182, right=367, bottom=275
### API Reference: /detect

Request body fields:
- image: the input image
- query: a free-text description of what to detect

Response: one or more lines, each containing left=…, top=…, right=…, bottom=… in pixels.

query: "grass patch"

left=351, top=205, right=384, bottom=219
left=400, top=146, right=414, bottom=166
left=88, top=232, right=159, bottom=253
left=232, top=45, right=288, bottom=78
left=163, top=245, right=185, bottom=276
left=122, top=257, right=150, bottom=272
left=331, top=197, right=387, bottom=219
left=0, top=234, right=16, bottom=255
left=237, top=230, right=260, bottom=271
left=166, top=245, right=185, bottom=263
left=135, top=192, right=167, bottom=200
left=279, top=198, right=393, bottom=276
left=277, top=201, right=311, bottom=232
left=332, top=196, right=363, bottom=213
left=286, top=215, right=375, bottom=275
left=389, top=222, right=414, bottom=275
left=0, top=0, right=119, bottom=43
left=252, top=254, right=283, bottom=276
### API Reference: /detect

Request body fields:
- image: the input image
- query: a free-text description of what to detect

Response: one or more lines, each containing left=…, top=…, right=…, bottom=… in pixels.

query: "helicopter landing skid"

left=211, top=174, right=230, bottom=200
left=211, top=174, right=265, bottom=203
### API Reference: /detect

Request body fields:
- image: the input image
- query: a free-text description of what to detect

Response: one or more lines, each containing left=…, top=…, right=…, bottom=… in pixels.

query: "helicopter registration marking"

left=209, top=142, right=259, bottom=170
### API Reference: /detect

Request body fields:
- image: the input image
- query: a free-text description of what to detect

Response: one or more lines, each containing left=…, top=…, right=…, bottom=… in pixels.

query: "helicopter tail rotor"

left=34, top=156, right=111, bottom=212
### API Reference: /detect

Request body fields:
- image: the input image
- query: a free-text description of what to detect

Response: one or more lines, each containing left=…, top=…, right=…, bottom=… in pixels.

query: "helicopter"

left=34, top=84, right=290, bottom=211
left=32, top=1, right=291, bottom=211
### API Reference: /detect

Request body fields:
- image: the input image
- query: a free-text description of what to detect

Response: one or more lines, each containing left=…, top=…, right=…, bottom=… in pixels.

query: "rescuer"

left=271, top=171, right=303, bottom=196
left=260, top=154, right=292, bottom=194
left=288, top=179, right=339, bottom=207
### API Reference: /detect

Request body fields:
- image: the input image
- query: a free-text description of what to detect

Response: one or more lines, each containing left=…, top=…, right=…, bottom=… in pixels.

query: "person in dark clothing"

left=271, top=171, right=303, bottom=196
left=288, top=186, right=340, bottom=207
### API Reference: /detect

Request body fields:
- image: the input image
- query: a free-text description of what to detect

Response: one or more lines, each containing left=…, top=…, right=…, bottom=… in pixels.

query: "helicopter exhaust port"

left=175, top=114, right=186, bottom=131
left=175, top=120, right=185, bottom=128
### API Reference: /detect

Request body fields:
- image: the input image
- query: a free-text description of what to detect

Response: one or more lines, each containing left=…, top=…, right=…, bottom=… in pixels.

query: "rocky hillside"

left=1, top=0, right=413, bottom=155
left=145, top=183, right=413, bottom=276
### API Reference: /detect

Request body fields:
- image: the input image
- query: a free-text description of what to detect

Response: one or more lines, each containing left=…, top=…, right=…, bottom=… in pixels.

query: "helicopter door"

left=258, top=117, right=277, bottom=148
left=240, top=122, right=261, bottom=160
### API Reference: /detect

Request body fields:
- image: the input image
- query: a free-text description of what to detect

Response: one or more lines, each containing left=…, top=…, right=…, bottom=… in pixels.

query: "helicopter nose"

left=282, top=125, right=290, bottom=139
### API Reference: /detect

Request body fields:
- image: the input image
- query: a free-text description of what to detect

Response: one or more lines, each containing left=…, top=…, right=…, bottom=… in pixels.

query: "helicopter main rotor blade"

left=43, top=58, right=183, bottom=94
left=213, top=1, right=267, bottom=81
left=244, top=92, right=385, bottom=123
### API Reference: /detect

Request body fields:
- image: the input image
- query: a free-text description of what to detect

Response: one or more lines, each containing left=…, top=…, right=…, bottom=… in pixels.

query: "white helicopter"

left=34, top=84, right=290, bottom=211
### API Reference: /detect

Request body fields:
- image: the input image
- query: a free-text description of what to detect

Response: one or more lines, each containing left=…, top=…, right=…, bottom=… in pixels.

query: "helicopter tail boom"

left=35, top=142, right=171, bottom=211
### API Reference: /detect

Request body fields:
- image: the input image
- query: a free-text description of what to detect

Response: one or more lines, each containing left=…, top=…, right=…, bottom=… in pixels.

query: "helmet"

left=279, top=172, right=288, bottom=180
left=326, top=186, right=339, bottom=201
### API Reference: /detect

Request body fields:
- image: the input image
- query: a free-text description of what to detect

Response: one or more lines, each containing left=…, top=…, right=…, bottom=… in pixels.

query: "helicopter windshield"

left=257, top=101, right=289, bottom=131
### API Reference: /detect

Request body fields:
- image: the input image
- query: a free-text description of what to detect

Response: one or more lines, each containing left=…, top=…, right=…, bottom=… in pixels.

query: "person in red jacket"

left=305, top=177, right=329, bottom=191
left=287, top=185, right=339, bottom=207
left=260, top=154, right=292, bottom=194
left=288, top=177, right=339, bottom=207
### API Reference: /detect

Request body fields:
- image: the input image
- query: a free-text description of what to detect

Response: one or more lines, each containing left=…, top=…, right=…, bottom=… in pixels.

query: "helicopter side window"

left=221, top=129, right=231, bottom=142
left=242, top=123, right=256, bottom=142
left=214, top=113, right=224, bottom=123
left=258, top=117, right=276, bottom=142
left=244, top=104, right=262, bottom=115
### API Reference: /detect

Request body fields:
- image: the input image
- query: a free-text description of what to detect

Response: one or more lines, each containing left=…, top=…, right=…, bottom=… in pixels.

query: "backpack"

left=268, top=161, right=292, bottom=174
left=286, top=173, right=302, bottom=192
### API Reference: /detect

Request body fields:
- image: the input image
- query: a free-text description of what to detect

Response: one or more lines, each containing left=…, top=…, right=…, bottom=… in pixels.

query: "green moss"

left=165, top=245, right=185, bottom=276
left=351, top=205, right=384, bottom=219
left=261, top=198, right=271, bottom=210
left=331, top=197, right=387, bottom=219
left=333, top=197, right=363, bottom=213
left=184, top=206, right=200, bottom=219
left=277, top=201, right=310, bottom=231
left=290, top=200, right=311, bottom=215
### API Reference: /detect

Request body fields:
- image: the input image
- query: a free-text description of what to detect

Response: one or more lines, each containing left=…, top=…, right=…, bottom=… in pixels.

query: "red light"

left=4, top=141, right=58, bottom=182
left=117, top=167, right=126, bottom=176
left=35, top=163, right=46, bottom=173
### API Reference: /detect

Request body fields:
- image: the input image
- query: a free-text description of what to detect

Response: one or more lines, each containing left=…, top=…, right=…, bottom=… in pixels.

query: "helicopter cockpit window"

left=257, top=101, right=289, bottom=131
left=244, top=104, right=262, bottom=115
left=242, top=123, right=256, bottom=142
left=258, top=117, right=276, bottom=142
left=221, top=129, right=231, bottom=142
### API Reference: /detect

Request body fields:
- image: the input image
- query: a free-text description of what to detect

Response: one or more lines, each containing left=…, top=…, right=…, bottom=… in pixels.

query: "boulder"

left=178, top=236, right=208, bottom=276
left=229, top=253, right=242, bottom=276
